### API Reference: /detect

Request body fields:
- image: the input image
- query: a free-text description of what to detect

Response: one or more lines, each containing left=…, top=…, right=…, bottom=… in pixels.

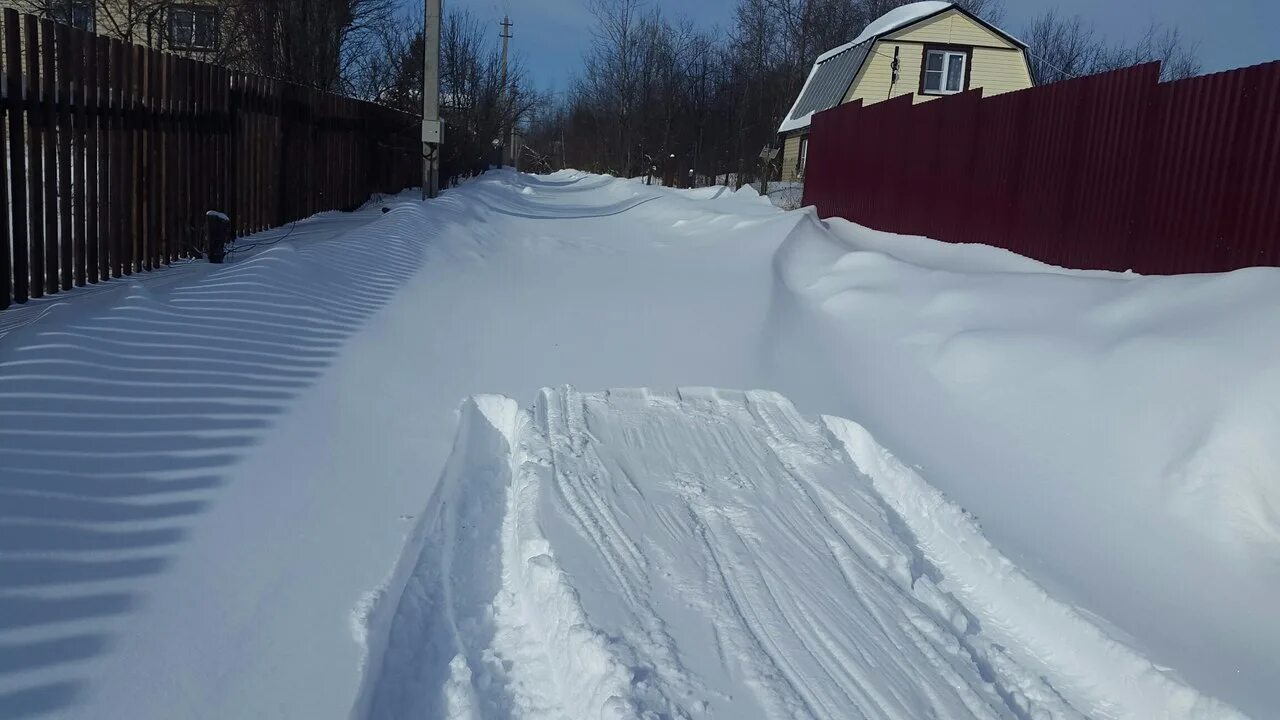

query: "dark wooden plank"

left=269, top=79, right=278, bottom=225
left=134, top=44, right=148, bottom=272
left=119, top=40, right=131, bottom=273
left=5, top=9, right=29, bottom=304
left=170, top=53, right=181, bottom=261
left=278, top=82, right=290, bottom=222
left=161, top=50, right=173, bottom=263
left=183, top=58, right=195, bottom=253
left=81, top=32, right=99, bottom=280
left=146, top=46, right=160, bottom=269
left=150, top=47, right=162, bottom=268
left=247, top=74, right=257, bottom=234
left=24, top=15, right=45, bottom=299
left=242, top=74, right=250, bottom=234
left=55, top=22, right=73, bottom=289
left=40, top=20, right=58, bottom=289
left=169, top=55, right=182, bottom=258
left=255, top=75, right=265, bottom=232
left=68, top=29, right=93, bottom=284
left=191, top=59, right=201, bottom=239
left=251, top=73, right=257, bottom=230
left=0, top=14, right=11, bottom=308
left=69, top=27, right=88, bottom=284
left=195, top=60, right=208, bottom=235
left=213, top=66, right=225, bottom=219
left=109, top=38, right=124, bottom=278
left=113, top=39, right=128, bottom=274
left=179, top=57, right=190, bottom=257
left=124, top=40, right=138, bottom=272
left=228, top=72, right=240, bottom=237
left=95, top=35, right=109, bottom=278
left=220, top=67, right=230, bottom=218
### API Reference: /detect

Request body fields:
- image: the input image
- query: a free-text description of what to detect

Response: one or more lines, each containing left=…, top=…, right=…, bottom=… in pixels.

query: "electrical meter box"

left=422, top=119, right=443, bottom=145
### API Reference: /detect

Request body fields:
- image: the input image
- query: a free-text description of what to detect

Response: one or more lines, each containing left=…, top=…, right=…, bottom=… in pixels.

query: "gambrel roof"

left=777, top=1, right=1026, bottom=134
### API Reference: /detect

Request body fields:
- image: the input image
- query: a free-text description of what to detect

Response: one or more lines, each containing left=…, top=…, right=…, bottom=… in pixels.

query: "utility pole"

left=421, top=0, right=443, bottom=198
left=499, top=15, right=512, bottom=167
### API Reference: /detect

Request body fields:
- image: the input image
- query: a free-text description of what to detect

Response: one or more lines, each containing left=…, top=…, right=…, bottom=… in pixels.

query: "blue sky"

left=403, top=0, right=1280, bottom=92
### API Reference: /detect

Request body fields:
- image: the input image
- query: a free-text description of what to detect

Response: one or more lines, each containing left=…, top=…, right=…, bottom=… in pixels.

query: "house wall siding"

left=0, top=0, right=237, bottom=59
left=883, top=9, right=1015, bottom=49
left=844, top=41, right=922, bottom=106
left=843, top=13, right=1031, bottom=108
left=969, top=46, right=1033, bottom=96
left=780, top=131, right=805, bottom=182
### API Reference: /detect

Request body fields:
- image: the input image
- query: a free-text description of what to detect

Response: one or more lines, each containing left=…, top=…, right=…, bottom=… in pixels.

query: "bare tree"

left=226, top=0, right=397, bottom=92
left=1024, top=9, right=1101, bottom=84
left=12, top=0, right=173, bottom=48
left=1025, top=11, right=1201, bottom=84
left=361, top=8, right=543, bottom=180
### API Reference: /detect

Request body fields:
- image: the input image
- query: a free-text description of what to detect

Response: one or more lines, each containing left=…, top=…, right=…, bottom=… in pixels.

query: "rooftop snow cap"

left=778, top=1, right=954, bottom=134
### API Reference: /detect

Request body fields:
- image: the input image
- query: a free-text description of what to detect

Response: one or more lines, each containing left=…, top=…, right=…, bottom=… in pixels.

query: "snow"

left=849, top=1, right=953, bottom=49
left=1, top=169, right=1276, bottom=718
left=364, top=386, right=1244, bottom=718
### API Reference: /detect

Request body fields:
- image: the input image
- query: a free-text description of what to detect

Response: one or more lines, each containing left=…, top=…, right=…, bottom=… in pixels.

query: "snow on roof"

left=854, top=1, right=954, bottom=46
left=780, top=2, right=956, bottom=134
left=815, top=1, right=953, bottom=64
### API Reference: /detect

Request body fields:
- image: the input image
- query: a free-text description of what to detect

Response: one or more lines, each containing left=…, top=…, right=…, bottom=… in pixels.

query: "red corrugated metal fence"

left=802, top=61, right=1280, bottom=274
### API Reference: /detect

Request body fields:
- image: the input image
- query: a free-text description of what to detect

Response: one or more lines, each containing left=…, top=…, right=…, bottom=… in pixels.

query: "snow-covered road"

left=2, top=171, right=1277, bottom=719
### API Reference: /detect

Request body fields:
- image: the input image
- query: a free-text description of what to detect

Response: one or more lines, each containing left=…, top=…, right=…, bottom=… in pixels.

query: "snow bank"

left=768, top=210, right=1280, bottom=715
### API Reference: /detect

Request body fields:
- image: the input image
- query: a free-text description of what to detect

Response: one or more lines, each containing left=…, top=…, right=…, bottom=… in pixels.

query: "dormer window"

left=922, top=46, right=970, bottom=95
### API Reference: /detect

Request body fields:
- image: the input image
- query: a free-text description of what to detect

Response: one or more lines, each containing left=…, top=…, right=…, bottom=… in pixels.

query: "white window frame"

left=923, top=49, right=967, bottom=95
left=797, top=136, right=809, bottom=177
left=169, top=4, right=219, bottom=51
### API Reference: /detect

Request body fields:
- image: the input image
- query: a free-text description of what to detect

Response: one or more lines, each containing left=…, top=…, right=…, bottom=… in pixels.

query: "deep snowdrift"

left=766, top=212, right=1280, bottom=715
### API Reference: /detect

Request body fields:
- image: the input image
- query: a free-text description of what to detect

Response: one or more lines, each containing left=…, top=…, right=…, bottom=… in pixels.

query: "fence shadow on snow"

left=0, top=203, right=430, bottom=718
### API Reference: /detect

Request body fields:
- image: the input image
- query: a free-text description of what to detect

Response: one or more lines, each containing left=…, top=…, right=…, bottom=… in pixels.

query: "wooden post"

left=56, top=23, right=74, bottom=288
left=25, top=15, right=46, bottom=298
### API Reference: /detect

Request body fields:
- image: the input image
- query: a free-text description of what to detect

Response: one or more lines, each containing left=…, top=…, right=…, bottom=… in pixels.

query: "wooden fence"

left=802, top=60, right=1280, bottom=274
left=0, top=8, right=420, bottom=311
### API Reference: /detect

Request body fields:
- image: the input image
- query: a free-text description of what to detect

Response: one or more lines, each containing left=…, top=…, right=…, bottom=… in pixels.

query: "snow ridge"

left=360, top=395, right=639, bottom=719
left=823, top=417, right=1247, bottom=720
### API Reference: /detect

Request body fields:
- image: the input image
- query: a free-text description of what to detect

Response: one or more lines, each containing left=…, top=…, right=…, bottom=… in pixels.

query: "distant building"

left=777, top=1, right=1033, bottom=182
left=0, top=1, right=232, bottom=60
left=0, top=1, right=351, bottom=87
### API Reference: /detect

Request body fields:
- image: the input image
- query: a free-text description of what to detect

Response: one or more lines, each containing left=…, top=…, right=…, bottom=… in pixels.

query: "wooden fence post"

left=5, top=9, right=29, bottom=304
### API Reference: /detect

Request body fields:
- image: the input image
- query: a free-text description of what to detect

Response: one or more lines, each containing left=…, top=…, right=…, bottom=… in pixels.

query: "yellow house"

left=0, top=0, right=233, bottom=59
left=778, top=1, right=1033, bottom=182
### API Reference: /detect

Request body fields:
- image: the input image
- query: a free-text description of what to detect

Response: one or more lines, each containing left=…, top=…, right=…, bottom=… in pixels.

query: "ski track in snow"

left=363, top=387, right=1243, bottom=720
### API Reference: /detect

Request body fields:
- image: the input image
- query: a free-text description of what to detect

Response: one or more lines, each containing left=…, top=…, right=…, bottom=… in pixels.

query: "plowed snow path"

left=363, top=388, right=1239, bottom=719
